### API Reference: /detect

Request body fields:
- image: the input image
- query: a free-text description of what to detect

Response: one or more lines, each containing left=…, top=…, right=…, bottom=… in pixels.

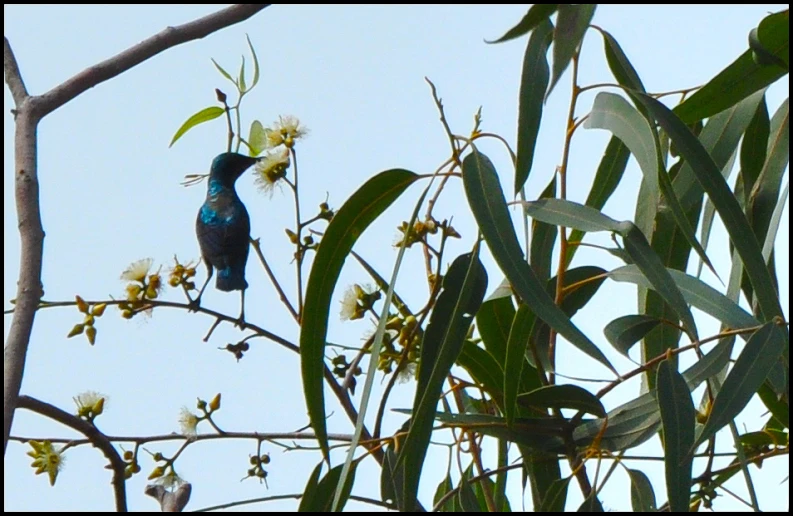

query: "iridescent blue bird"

left=192, top=152, right=259, bottom=327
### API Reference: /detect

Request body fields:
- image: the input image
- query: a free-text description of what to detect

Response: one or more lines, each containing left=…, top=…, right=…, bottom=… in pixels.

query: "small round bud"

left=123, top=450, right=134, bottom=461
left=75, top=295, right=89, bottom=314
left=67, top=323, right=85, bottom=338
left=91, top=303, right=107, bottom=317
left=86, top=326, right=97, bottom=345
left=209, top=393, right=221, bottom=412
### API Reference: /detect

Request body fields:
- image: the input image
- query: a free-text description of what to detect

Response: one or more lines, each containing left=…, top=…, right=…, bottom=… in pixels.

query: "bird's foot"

left=235, top=312, right=246, bottom=329
left=187, top=296, right=201, bottom=313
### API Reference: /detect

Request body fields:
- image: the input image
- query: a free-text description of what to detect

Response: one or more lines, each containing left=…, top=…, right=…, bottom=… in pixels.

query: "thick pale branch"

left=18, top=395, right=128, bottom=512
left=33, top=4, right=270, bottom=117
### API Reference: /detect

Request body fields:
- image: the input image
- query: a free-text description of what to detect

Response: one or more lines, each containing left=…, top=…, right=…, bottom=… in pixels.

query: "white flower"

left=339, top=285, right=359, bottom=321
left=178, top=407, right=199, bottom=436
left=254, top=147, right=290, bottom=196
left=267, top=115, right=308, bottom=148
left=73, top=391, right=107, bottom=417
left=121, top=258, right=153, bottom=283
left=396, top=362, right=417, bottom=384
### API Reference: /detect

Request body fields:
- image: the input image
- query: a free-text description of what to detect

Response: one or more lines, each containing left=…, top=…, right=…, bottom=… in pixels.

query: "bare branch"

left=18, top=395, right=128, bottom=512
left=33, top=4, right=270, bottom=117
left=4, top=37, right=29, bottom=104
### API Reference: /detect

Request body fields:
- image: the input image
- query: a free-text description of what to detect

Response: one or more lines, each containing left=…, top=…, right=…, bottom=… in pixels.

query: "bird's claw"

left=187, top=297, right=201, bottom=313
left=234, top=316, right=246, bottom=329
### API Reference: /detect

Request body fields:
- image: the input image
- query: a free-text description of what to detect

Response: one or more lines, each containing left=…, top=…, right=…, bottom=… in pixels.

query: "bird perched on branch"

left=191, top=152, right=259, bottom=327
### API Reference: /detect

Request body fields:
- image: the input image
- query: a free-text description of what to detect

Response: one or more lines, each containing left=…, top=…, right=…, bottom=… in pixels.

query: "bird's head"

left=209, top=152, right=259, bottom=186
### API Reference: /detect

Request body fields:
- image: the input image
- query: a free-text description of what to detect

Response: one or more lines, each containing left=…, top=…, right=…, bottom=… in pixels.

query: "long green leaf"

left=462, top=150, right=615, bottom=374
left=519, top=198, right=698, bottom=339
left=604, top=315, right=662, bottom=358
left=610, top=265, right=760, bottom=331
left=515, top=19, right=553, bottom=193
left=476, top=295, right=515, bottom=366
left=587, top=92, right=718, bottom=279
left=530, top=176, right=558, bottom=281
left=517, top=384, right=605, bottom=418
left=657, top=359, right=695, bottom=513
left=673, top=10, right=789, bottom=123
left=548, top=4, right=596, bottom=98
left=636, top=94, right=785, bottom=323
left=621, top=223, right=699, bottom=340
left=301, top=169, right=418, bottom=462
left=627, top=469, right=657, bottom=512
left=740, top=96, right=771, bottom=203
left=574, top=339, right=734, bottom=451
left=350, top=250, right=412, bottom=318
left=168, top=106, right=224, bottom=147
left=298, top=461, right=358, bottom=512
left=504, top=303, right=536, bottom=426
left=539, top=476, right=571, bottom=512
left=566, top=137, right=630, bottom=266
left=696, top=323, right=787, bottom=446
left=397, top=248, right=488, bottom=511
left=486, top=4, right=558, bottom=44
left=246, top=34, right=260, bottom=90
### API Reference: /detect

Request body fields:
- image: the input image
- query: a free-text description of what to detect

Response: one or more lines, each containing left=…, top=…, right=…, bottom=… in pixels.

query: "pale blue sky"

left=4, top=5, right=789, bottom=512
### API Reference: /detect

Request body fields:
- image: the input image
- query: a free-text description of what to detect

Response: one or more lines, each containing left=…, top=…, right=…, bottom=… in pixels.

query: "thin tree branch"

left=4, top=37, right=29, bottom=104
left=17, top=395, right=128, bottom=512
left=32, top=4, right=270, bottom=118
left=9, top=431, right=354, bottom=447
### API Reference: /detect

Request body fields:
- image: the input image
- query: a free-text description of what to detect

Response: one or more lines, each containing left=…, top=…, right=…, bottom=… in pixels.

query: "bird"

left=191, top=152, right=259, bottom=327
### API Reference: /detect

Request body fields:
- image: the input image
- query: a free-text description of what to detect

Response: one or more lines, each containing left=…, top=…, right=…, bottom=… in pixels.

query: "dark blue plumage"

left=192, top=152, right=258, bottom=326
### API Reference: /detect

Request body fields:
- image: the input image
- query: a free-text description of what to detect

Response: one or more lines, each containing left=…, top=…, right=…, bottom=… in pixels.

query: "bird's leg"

left=235, top=289, right=246, bottom=328
left=189, top=264, right=213, bottom=311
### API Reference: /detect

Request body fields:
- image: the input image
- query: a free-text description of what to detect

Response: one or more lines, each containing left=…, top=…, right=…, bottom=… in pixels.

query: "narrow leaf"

left=505, top=303, right=537, bottom=426
left=515, top=19, right=553, bottom=193
left=169, top=106, right=224, bottom=147
left=211, top=58, right=236, bottom=84
left=539, top=476, right=571, bottom=512
left=522, top=198, right=621, bottom=232
left=246, top=34, right=260, bottom=90
left=673, top=10, right=789, bottom=123
left=636, top=94, right=785, bottom=322
left=518, top=384, right=606, bottom=418
left=627, top=469, right=657, bottom=512
left=567, top=137, right=630, bottom=266
left=604, top=315, right=662, bottom=357
left=610, top=265, right=760, bottom=331
left=238, top=55, right=247, bottom=93
left=696, top=323, right=787, bottom=445
left=657, top=360, right=695, bottom=513
left=621, top=223, right=699, bottom=340
left=548, top=4, right=596, bottom=98
left=487, top=4, right=558, bottom=44
left=297, top=463, right=325, bottom=512
left=397, top=249, right=488, bottom=511
left=462, top=149, right=615, bottom=374
left=530, top=175, right=558, bottom=281
left=351, top=250, right=413, bottom=318
left=301, top=169, right=418, bottom=462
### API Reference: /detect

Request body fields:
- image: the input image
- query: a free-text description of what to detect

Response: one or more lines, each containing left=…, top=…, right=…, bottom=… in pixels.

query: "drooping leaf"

left=636, top=94, right=786, bottom=323
left=696, top=323, right=787, bottom=446
left=604, top=314, right=662, bottom=357
left=169, top=106, right=225, bottom=147
left=674, top=10, right=789, bottom=123
left=539, top=476, right=571, bottom=512
left=462, top=149, right=616, bottom=374
left=301, top=169, right=418, bottom=462
left=298, top=460, right=358, bottom=512
left=515, top=19, right=553, bottom=193
left=504, top=303, right=537, bottom=426
left=529, top=175, right=558, bottom=280
left=566, top=137, right=630, bottom=266
left=627, top=468, right=657, bottom=512
left=609, top=265, right=760, bottom=331
left=547, top=4, right=596, bottom=98
left=396, top=248, right=488, bottom=511
left=518, top=384, right=605, bottom=418
left=487, top=4, right=558, bottom=44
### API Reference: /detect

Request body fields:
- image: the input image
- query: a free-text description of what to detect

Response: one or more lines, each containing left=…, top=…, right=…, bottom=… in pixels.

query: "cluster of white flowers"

left=254, top=115, right=308, bottom=196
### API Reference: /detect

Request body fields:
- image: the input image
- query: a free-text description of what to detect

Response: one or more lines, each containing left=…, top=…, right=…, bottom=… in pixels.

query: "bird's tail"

left=216, top=267, right=248, bottom=292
